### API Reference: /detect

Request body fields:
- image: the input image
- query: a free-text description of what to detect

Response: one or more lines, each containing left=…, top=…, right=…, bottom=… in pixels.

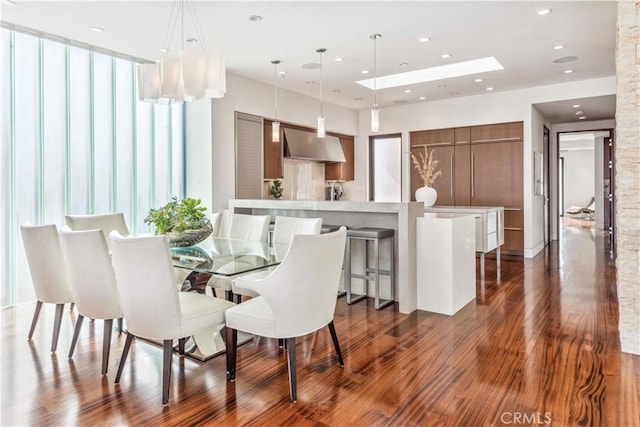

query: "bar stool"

left=345, top=227, right=395, bottom=309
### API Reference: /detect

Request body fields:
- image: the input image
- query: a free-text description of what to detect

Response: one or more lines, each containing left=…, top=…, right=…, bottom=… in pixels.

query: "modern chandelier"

left=137, top=0, right=226, bottom=104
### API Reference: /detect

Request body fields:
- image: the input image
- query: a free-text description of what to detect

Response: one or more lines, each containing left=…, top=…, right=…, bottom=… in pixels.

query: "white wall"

left=560, top=145, right=595, bottom=210
left=530, top=106, right=548, bottom=255
left=356, top=77, right=615, bottom=257
left=186, top=72, right=359, bottom=212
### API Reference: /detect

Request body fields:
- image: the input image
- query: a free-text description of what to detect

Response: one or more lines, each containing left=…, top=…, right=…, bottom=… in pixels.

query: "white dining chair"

left=20, top=223, right=74, bottom=353
left=225, top=227, right=347, bottom=402
left=60, top=228, right=123, bottom=374
left=272, top=216, right=323, bottom=246
left=108, top=231, right=236, bottom=405
left=206, top=214, right=270, bottom=299
left=232, top=216, right=323, bottom=298
left=65, top=212, right=130, bottom=248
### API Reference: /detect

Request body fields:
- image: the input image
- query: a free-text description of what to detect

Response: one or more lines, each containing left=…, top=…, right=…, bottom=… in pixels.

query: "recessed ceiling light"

left=564, top=69, right=574, bottom=74
left=404, top=89, right=411, bottom=93
left=575, top=110, right=583, bottom=115
left=572, top=104, right=581, bottom=108
left=399, top=62, right=408, bottom=67
left=419, top=96, right=426, bottom=100
left=278, top=70, right=286, bottom=75
left=355, top=97, right=363, bottom=101
left=306, top=81, right=316, bottom=84
left=553, top=44, right=565, bottom=50
left=90, top=27, right=104, bottom=33
left=361, top=70, right=370, bottom=74
left=302, top=62, right=321, bottom=70
left=334, top=57, right=344, bottom=62
left=486, top=87, right=494, bottom=91
left=437, top=84, right=447, bottom=88
left=186, top=38, right=198, bottom=43
left=4, top=0, right=17, bottom=5
left=475, top=78, right=483, bottom=82
left=441, top=53, right=451, bottom=59
left=537, top=8, right=552, bottom=16
left=249, top=15, right=262, bottom=22
left=356, top=57, right=503, bottom=90
left=419, top=37, right=431, bottom=43
left=160, top=48, right=170, bottom=53
left=332, top=89, right=341, bottom=93
left=579, top=116, right=586, bottom=120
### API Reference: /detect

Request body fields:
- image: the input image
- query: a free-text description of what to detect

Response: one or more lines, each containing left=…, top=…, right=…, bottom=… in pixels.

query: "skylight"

left=356, top=57, right=504, bottom=90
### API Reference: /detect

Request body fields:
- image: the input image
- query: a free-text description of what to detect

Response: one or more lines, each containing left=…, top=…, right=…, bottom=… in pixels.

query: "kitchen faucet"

left=330, top=181, right=344, bottom=201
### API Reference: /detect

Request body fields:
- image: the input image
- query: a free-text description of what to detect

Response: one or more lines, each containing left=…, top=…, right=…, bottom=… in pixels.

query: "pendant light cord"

left=373, top=35, right=377, bottom=105
left=319, top=49, right=324, bottom=116
left=273, top=61, right=278, bottom=120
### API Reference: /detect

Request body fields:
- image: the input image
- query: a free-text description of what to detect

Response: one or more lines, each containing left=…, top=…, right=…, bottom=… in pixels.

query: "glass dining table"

left=170, top=236, right=288, bottom=361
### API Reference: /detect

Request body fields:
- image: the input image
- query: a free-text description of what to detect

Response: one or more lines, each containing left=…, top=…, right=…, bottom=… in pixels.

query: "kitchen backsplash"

left=263, top=159, right=326, bottom=200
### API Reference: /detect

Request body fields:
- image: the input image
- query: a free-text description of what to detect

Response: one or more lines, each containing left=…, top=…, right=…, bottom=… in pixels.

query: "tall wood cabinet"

left=410, top=121, right=524, bottom=253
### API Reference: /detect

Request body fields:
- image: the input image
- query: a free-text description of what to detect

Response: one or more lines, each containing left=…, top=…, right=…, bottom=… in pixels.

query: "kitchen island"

left=229, top=200, right=424, bottom=314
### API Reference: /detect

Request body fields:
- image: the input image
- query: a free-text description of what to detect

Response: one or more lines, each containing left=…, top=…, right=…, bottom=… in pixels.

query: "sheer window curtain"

left=1, top=29, right=185, bottom=307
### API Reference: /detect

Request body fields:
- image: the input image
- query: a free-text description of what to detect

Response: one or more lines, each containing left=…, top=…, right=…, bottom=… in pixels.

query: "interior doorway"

left=556, top=129, right=614, bottom=244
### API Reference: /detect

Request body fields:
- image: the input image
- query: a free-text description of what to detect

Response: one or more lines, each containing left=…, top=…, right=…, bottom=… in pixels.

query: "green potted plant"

left=144, top=197, right=212, bottom=247
left=270, top=179, right=283, bottom=200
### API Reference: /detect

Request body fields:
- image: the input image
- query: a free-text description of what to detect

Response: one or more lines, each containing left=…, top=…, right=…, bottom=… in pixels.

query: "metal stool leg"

left=374, top=237, right=380, bottom=309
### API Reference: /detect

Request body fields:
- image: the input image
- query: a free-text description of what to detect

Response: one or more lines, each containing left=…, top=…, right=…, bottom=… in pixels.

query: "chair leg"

left=117, top=318, right=124, bottom=333
left=178, top=338, right=186, bottom=355
left=51, top=303, right=65, bottom=353
left=286, top=337, right=297, bottom=402
left=162, top=340, right=173, bottom=405
left=102, top=319, right=113, bottom=375
left=28, top=301, right=43, bottom=340
left=68, top=314, right=85, bottom=358
left=327, top=321, right=344, bottom=367
left=115, top=333, right=134, bottom=384
left=226, top=327, right=237, bottom=381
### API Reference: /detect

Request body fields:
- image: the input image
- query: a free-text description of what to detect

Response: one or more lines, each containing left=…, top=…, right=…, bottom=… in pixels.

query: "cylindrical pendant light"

left=316, top=48, right=326, bottom=138
left=271, top=60, right=281, bottom=143
left=370, top=34, right=382, bottom=132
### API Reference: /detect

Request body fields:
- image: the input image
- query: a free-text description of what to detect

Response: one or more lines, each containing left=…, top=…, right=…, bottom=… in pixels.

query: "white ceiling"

left=1, top=1, right=618, bottom=122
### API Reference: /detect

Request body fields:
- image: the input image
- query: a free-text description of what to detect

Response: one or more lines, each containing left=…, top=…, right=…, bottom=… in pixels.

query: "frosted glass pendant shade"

left=159, top=57, right=185, bottom=104
left=204, top=50, right=227, bottom=99
left=317, top=115, right=326, bottom=138
left=137, top=63, right=161, bottom=102
left=181, top=50, right=208, bottom=100
left=272, top=121, right=281, bottom=143
left=371, top=104, right=380, bottom=132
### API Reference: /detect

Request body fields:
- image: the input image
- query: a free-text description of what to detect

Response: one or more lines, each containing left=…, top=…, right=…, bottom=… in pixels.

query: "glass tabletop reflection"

left=170, top=236, right=288, bottom=276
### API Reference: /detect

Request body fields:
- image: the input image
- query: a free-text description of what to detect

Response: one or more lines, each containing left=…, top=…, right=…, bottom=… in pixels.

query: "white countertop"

left=230, top=199, right=422, bottom=213
left=424, top=205, right=504, bottom=213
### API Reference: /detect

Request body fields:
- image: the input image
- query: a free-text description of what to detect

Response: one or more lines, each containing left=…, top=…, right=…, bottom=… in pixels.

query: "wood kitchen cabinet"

left=410, top=121, right=524, bottom=253
left=263, top=120, right=283, bottom=180
left=325, top=136, right=354, bottom=181
left=454, top=127, right=471, bottom=206
left=471, top=121, right=523, bottom=143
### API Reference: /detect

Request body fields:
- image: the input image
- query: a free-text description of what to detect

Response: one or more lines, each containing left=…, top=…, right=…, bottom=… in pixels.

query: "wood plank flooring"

left=2, top=222, right=639, bottom=426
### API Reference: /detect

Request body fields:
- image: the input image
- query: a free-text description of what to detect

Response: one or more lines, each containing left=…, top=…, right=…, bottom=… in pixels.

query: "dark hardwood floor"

left=2, top=223, right=639, bottom=426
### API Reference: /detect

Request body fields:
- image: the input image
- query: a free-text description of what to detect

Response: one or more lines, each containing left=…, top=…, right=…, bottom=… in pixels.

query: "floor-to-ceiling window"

left=1, top=28, right=185, bottom=307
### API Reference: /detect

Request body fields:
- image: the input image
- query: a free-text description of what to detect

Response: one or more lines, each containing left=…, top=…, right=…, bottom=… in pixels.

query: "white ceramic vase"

left=415, top=186, right=437, bottom=207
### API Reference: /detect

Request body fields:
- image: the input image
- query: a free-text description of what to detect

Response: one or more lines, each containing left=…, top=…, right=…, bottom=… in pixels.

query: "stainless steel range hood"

left=283, top=128, right=345, bottom=162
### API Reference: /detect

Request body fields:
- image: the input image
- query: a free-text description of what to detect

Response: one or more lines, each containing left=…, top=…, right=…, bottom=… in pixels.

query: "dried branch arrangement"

left=410, top=146, right=442, bottom=187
